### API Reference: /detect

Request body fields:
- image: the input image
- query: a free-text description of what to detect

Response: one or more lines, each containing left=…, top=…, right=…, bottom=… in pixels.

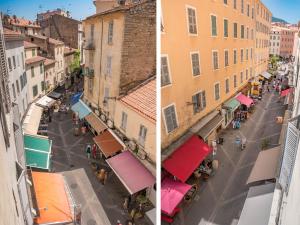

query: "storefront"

left=222, top=98, right=241, bottom=128
left=85, top=112, right=107, bottom=135
left=22, top=104, right=44, bottom=135
left=71, top=99, right=92, bottom=119
left=35, top=95, right=56, bottom=108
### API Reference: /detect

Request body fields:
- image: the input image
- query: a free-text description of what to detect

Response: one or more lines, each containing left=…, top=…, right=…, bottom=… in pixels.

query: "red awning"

left=236, top=93, right=254, bottom=107
left=280, top=88, right=291, bottom=97
left=163, top=135, right=212, bottom=182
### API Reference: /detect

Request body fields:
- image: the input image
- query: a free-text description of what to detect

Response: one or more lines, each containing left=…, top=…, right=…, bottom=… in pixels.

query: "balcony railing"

left=83, top=67, right=94, bottom=78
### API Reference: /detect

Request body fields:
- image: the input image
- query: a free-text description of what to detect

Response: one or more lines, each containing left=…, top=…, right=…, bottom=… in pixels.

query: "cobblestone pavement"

left=164, top=88, right=286, bottom=225
left=48, top=85, right=153, bottom=225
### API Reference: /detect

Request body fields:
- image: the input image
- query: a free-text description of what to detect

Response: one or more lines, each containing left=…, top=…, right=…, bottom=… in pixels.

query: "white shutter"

left=279, top=122, right=300, bottom=192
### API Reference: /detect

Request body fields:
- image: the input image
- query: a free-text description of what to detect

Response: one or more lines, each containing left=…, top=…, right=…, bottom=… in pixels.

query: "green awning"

left=24, top=134, right=52, bottom=170
left=224, top=98, right=240, bottom=111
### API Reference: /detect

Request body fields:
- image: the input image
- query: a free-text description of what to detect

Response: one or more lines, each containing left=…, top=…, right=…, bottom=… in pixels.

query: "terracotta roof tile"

left=24, top=41, right=38, bottom=49
left=44, top=58, right=56, bottom=66
left=3, top=28, right=23, bottom=40
left=29, top=34, right=64, bottom=45
left=25, top=56, right=46, bottom=65
left=8, top=17, right=41, bottom=28
left=120, top=78, right=156, bottom=122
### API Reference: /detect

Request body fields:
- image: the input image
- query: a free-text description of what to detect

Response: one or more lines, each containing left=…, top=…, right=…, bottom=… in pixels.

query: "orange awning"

left=93, top=129, right=124, bottom=158
left=32, top=172, right=73, bottom=225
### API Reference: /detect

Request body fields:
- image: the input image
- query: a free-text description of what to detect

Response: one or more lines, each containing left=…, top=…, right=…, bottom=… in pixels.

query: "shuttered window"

left=212, top=51, right=219, bottom=70
left=161, top=56, right=171, bottom=86
left=214, top=83, right=220, bottom=100
left=191, top=53, right=200, bottom=76
left=164, top=105, right=178, bottom=133
left=211, top=15, right=217, bottom=36
left=187, top=8, right=197, bottom=34
left=192, top=91, right=206, bottom=114
left=224, top=19, right=228, bottom=37
left=138, top=125, right=147, bottom=147
left=121, top=112, right=127, bottom=132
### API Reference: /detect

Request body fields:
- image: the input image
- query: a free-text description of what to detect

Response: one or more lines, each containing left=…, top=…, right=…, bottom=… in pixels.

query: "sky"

left=0, top=0, right=95, bottom=21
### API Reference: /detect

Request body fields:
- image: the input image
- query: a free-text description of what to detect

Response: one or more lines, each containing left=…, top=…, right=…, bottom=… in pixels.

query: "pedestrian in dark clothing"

left=267, top=86, right=270, bottom=92
left=86, top=144, right=91, bottom=159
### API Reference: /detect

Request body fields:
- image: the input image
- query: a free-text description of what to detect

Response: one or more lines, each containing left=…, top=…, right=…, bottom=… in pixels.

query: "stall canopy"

left=93, top=129, right=124, bottom=157
left=280, top=88, right=291, bottom=97
left=163, top=135, right=213, bottom=182
left=237, top=183, right=275, bottom=225
left=71, top=92, right=82, bottom=105
left=32, top=172, right=72, bottom=225
left=24, top=134, right=52, bottom=170
left=247, top=147, right=280, bottom=184
left=106, top=151, right=155, bottom=194
left=235, top=93, right=254, bottom=107
left=261, top=71, right=272, bottom=80
left=71, top=99, right=91, bottom=119
left=198, top=114, right=224, bottom=140
left=47, top=91, right=62, bottom=99
left=35, top=95, right=56, bottom=108
left=161, top=177, right=192, bottom=216
left=85, top=112, right=107, bottom=134
left=224, top=98, right=241, bottom=111
left=22, top=104, right=43, bottom=135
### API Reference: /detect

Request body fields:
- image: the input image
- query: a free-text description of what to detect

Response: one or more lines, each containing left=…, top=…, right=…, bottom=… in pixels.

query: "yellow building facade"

left=161, top=0, right=271, bottom=150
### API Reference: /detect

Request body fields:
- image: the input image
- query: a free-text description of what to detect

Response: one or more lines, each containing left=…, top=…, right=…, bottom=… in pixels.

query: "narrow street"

left=47, top=86, right=153, bottom=225
left=169, top=88, right=286, bottom=225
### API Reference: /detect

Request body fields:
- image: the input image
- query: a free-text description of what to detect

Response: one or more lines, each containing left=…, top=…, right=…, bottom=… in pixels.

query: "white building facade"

left=269, top=28, right=281, bottom=56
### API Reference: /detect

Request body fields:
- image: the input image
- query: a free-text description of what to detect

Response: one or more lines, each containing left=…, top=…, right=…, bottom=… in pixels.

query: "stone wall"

left=119, top=0, right=156, bottom=95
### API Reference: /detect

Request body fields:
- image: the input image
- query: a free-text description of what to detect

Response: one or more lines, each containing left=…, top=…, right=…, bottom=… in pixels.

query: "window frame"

left=212, top=50, right=219, bottom=70
left=161, top=54, right=172, bottom=87
left=210, top=14, right=218, bottom=37
left=224, top=49, right=229, bottom=67
left=223, top=18, right=229, bottom=38
left=162, top=103, right=179, bottom=134
left=190, top=51, right=201, bottom=76
left=186, top=5, right=198, bottom=36
left=214, top=82, right=220, bottom=101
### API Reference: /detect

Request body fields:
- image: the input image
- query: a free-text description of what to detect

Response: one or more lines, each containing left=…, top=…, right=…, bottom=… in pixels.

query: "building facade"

left=83, top=0, right=156, bottom=125
left=4, top=29, right=29, bottom=119
left=2, top=15, right=41, bottom=35
left=44, top=58, right=56, bottom=92
left=269, top=27, right=281, bottom=56
left=279, top=27, right=297, bottom=58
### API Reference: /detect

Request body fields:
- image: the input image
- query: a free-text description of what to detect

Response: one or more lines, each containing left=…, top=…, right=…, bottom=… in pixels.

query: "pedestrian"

left=232, top=120, right=236, bottom=129
left=92, top=144, right=97, bottom=159
left=86, top=144, right=91, bottom=159
left=267, top=85, right=270, bottom=92
left=123, top=197, right=129, bottom=212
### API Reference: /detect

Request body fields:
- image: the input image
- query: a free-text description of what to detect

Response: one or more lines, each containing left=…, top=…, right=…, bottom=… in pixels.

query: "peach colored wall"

left=280, top=29, right=297, bottom=57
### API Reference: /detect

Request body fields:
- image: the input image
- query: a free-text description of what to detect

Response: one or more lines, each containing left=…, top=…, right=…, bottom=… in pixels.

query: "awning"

left=236, top=93, right=254, bottom=107
left=161, top=177, right=191, bottom=216
left=146, top=208, right=156, bottom=224
left=163, top=135, right=212, bottom=182
left=93, top=129, right=124, bottom=158
left=280, top=88, right=291, bottom=97
left=223, top=98, right=241, bottom=111
left=71, top=92, right=82, bottom=105
left=247, top=147, right=280, bottom=184
left=237, top=183, right=275, bottom=225
left=22, top=104, right=43, bottom=135
left=35, top=95, right=56, bottom=108
left=261, top=71, right=272, bottom=79
left=71, top=99, right=92, bottom=119
left=32, top=172, right=72, bottom=225
left=85, top=112, right=107, bottom=134
left=198, top=114, right=224, bottom=140
left=106, top=151, right=155, bottom=194
left=47, top=91, right=62, bottom=99
left=24, top=134, right=52, bottom=170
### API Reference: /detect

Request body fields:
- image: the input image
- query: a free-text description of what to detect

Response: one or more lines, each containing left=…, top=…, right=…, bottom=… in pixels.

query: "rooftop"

left=24, top=41, right=38, bottom=49
left=3, top=28, right=24, bottom=41
left=120, top=77, right=156, bottom=122
left=8, top=17, right=40, bottom=28
left=44, top=58, right=56, bottom=66
left=25, top=56, right=46, bottom=65
left=29, top=34, right=64, bottom=45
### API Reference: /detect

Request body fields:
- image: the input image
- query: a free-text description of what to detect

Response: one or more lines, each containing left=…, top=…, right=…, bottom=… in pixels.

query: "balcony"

left=83, top=67, right=94, bottom=78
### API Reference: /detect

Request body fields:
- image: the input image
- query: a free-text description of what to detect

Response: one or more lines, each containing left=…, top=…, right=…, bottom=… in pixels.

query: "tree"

left=270, top=55, right=279, bottom=69
left=70, top=50, right=80, bottom=73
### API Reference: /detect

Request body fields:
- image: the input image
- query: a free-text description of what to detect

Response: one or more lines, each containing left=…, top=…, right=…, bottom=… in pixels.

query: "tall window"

left=138, top=125, right=147, bottom=147
left=234, top=75, right=237, bottom=88
left=211, top=15, right=217, bottom=36
left=246, top=27, right=249, bottom=39
left=212, top=51, right=219, bottom=70
left=252, top=7, right=254, bottom=19
left=192, top=91, right=206, bottom=113
left=233, top=0, right=237, bottom=9
left=106, top=56, right=112, bottom=76
left=224, top=19, right=228, bottom=37
left=241, top=49, right=244, bottom=62
left=90, top=24, right=94, bottom=41
left=187, top=7, right=197, bottom=34
left=241, top=25, right=245, bottom=38
left=108, top=20, right=114, bottom=44
left=225, top=78, right=229, bottom=93
left=32, top=85, right=38, bottom=97
left=246, top=69, right=248, bottom=80
left=246, top=49, right=248, bottom=60
left=224, top=50, right=229, bottom=67
left=40, top=63, right=43, bottom=74
left=214, top=83, right=220, bottom=100
left=121, top=112, right=127, bottom=131
left=12, top=56, right=16, bottom=69
left=41, top=81, right=45, bottom=91
left=191, top=53, right=200, bottom=76
left=234, top=49, right=237, bottom=64
left=164, top=105, right=178, bottom=133
left=233, top=23, right=238, bottom=38
left=8, top=58, right=12, bottom=71
left=224, top=0, right=228, bottom=4
left=32, top=49, right=35, bottom=57
left=12, top=84, right=16, bottom=99
left=247, top=4, right=250, bottom=16
left=241, top=0, right=244, bottom=13
left=31, top=66, right=34, bottom=77
left=161, top=56, right=171, bottom=86
left=240, top=71, right=243, bottom=83
left=88, top=77, right=93, bottom=93
left=21, top=52, right=24, bottom=69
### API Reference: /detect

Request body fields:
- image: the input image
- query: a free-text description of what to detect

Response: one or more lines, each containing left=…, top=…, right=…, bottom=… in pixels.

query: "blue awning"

left=71, top=99, right=92, bottom=119
left=71, top=92, right=82, bottom=105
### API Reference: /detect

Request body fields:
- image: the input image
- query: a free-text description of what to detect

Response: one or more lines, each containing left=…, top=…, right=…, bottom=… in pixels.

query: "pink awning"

left=106, top=151, right=155, bottom=194
left=280, top=88, right=291, bottom=97
left=161, top=177, right=191, bottom=216
left=236, top=93, right=254, bottom=107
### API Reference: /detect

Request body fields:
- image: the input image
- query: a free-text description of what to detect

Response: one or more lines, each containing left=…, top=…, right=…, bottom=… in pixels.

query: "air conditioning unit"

left=137, top=148, right=147, bottom=160
left=128, top=140, right=137, bottom=151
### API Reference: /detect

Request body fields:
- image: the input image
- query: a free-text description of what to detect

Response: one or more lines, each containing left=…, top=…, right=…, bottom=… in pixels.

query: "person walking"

left=92, top=144, right=97, bottom=159
left=86, top=144, right=91, bottom=159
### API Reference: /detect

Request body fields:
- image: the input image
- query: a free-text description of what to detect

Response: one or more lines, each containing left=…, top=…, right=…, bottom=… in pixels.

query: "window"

left=23, top=72, right=27, bottom=85
left=212, top=51, right=219, bottom=70
left=187, top=7, right=197, bottom=34
left=90, top=24, right=94, bottom=41
left=120, top=112, right=127, bottom=131
left=161, top=56, right=171, bottom=86
left=211, top=15, right=217, bottom=36
left=104, top=87, right=109, bottom=102
left=247, top=4, right=250, bottom=16
left=138, top=125, right=147, bottom=147
left=12, top=56, right=16, bottom=69
left=225, top=78, right=229, bottom=93
left=241, top=25, right=244, bottom=38
left=32, top=85, right=38, bottom=97
left=12, top=84, right=16, bottom=99
left=250, top=67, right=253, bottom=77
left=32, top=49, right=35, bottom=57
left=241, top=0, right=244, bottom=13
left=106, top=56, right=112, bottom=76
left=31, top=66, right=34, bottom=77
left=164, top=105, right=178, bottom=133
left=41, top=81, right=45, bottom=92
left=108, top=20, right=114, bottom=44
left=88, top=77, right=93, bottom=93
left=234, top=75, right=237, bottom=88
left=40, top=63, right=43, bottom=74
left=224, top=50, right=229, bottom=67
left=234, top=49, right=237, bottom=64
left=8, top=58, right=12, bottom=71
left=246, top=69, right=248, bottom=80
left=240, top=49, right=244, bottom=62
left=246, top=49, right=248, bottom=60
left=252, top=7, right=254, bottom=19
left=233, top=0, right=237, bottom=9
left=246, top=27, right=249, bottom=39
left=250, top=48, right=253, bottom=59
left=224, top=0, right=228, bottom=4
left=233, top=23, right=238, bottom=38
left=20, top=76, right=23, bottom=90
left=192, top=91, right=206, bottom=113
left=224, top=19, right=228, bottom=37
left=21, top=52, right=24, bottom=69
left=240, top=71, right=243, bottom=83
left=191, top=53, right=200, bottom=76
left=17, top=55, right=20, bottom=67
left=16, top=80, right=20, bottom=93
left=214, top=83, right=220, bottom=100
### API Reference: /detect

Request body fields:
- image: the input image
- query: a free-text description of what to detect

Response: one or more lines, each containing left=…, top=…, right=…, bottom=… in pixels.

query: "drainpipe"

left=97, top=18, right=104, bottom=113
